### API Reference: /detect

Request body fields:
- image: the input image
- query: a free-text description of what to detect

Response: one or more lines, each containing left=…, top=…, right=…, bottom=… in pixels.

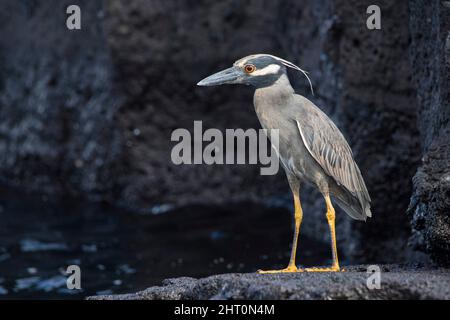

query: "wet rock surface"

left=88, top=265, right=450, bottom=300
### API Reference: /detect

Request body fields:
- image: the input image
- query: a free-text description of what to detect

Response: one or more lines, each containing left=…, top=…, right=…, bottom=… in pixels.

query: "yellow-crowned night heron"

left=197, top=54, right=371, bottom=273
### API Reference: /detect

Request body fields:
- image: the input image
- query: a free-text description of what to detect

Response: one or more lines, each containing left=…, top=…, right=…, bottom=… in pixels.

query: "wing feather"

left=294, top=106, right=371, bottom=217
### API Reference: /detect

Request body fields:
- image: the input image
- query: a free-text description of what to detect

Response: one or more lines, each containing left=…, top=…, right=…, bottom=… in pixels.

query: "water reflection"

left=0, top=186, right=327, bottom=299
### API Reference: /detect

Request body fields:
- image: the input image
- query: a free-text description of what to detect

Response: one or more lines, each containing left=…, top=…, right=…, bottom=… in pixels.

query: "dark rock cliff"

left=408, top=0, right=450, bottom=266
left=0, top=0, right=122, bottom=198
left=0, top=0, right=448, bottom=266
left=322, top=0, right=421, bottom=263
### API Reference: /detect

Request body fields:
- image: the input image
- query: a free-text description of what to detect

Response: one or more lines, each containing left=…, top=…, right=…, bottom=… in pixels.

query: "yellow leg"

left=258, top=192, right=303, bottom=273
left=305, top=194, right=341, bottom=272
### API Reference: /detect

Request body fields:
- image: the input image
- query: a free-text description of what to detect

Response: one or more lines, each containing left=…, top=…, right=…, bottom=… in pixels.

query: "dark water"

left=0, top=186, right=328, bottom=299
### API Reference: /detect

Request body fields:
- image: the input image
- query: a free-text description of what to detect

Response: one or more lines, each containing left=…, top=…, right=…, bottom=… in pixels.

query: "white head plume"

left=242, top=54, right=313, bottom=96
left=268, top=55, right=315, bottom=96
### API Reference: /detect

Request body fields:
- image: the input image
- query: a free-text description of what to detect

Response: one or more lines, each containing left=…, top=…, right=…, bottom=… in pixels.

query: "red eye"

left=244, top=64, right=256, bottom=74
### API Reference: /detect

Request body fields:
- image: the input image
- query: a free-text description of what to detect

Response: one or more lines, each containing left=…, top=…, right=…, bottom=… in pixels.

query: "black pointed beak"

left=197, top=67, right=242, bottom=86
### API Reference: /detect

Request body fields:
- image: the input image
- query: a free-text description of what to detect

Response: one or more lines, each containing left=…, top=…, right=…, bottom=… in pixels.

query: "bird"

left=197, top=54, right=371, bottom=273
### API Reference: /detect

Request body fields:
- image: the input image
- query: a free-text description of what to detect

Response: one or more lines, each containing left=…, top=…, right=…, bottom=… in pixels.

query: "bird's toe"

left=257, top=265, right=304, bottom=274
left=304, top=265, right=341, bottom=272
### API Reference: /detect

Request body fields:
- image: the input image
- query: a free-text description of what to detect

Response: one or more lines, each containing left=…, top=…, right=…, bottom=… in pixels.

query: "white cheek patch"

left=251, top=64, right=280, bottom=76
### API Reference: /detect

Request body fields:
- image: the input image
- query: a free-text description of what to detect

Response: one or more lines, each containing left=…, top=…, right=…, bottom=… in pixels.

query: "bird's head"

left=197, top=54, right=313, bottom=93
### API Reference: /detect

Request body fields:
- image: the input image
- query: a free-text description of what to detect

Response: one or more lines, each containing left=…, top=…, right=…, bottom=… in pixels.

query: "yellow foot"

left=305, top=265, right=341, bottom=272
left=257, top=265, right=303, bottom=274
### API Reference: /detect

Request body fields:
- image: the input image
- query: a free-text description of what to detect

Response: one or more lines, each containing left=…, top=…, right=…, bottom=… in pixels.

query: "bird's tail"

left=332, top=194, right=371, bottom=221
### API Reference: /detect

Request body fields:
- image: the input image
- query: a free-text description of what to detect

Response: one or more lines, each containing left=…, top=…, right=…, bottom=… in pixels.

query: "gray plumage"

left=198, top=53, right=372, bottom=272
left=256, top=85, right=371, bottom=221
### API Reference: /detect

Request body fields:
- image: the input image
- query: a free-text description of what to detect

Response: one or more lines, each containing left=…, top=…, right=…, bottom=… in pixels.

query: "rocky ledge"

left=88, top=265, right=450, bottom=300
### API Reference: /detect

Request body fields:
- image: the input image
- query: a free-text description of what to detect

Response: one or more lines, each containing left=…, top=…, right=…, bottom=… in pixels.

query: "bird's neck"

left=254, top=73, right=295, bottom=109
